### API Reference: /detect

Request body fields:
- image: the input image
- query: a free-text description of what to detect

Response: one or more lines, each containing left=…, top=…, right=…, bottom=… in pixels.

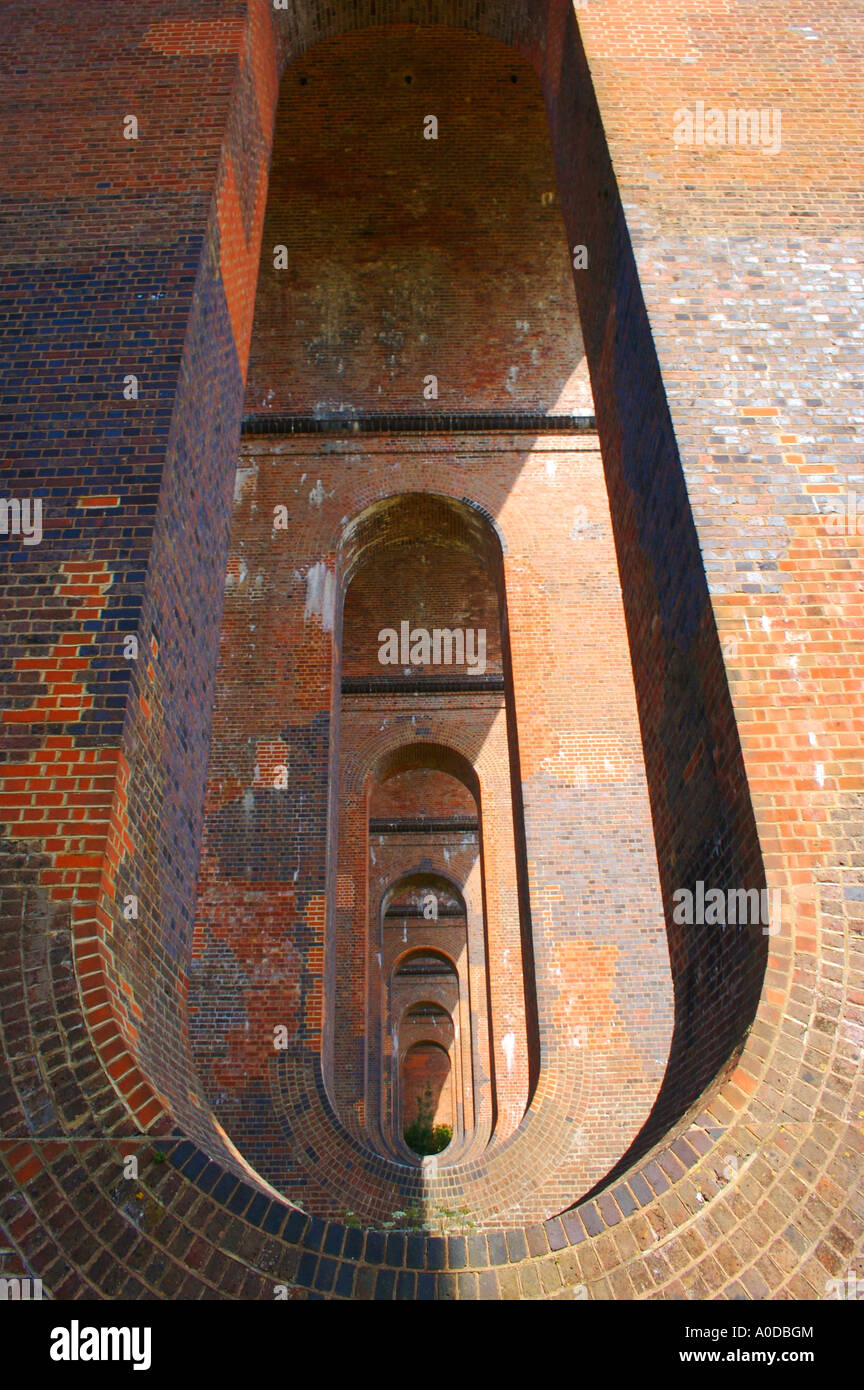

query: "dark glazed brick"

left=364, top=1231, right=385, bottom=1265
left=343, top=1227, right=363, bottom=1261
left=282, top=1210, right=308, bottom=1245
left=656, top=1152, right=686, bottom=1184
left=597, top=1195, right=621, bottom=1227
left=406, top=1233, right=426, bottom=1269
left=447, top=1235, right=467, bottom=1270
left=322, top=1224, right=344, bottom=1258
left=670, top=1138, right=700, bottom=1171
left=561, top=1211, right=587, bottom=1245
left=211, top=1174, right=237, bottom=1205
left=642, top=1162, right=671, bottom=1196
left=578, top=1204, right=604, bottom=1238
left=314, top=1257, right=336, bottom=1292
left=487, top=1231, right=508, bottom=1265
left=296, top=1252, right=317, bottom=1287
left=301, top=1216, right=325, bottom=1251
left=427, top=1237, right=447, bottom=1271
left=262, top=1202, right=287, bottom=1237
left=227, top=1183, right=253, bottom=1217
left=169, top=1141, right=194, bottom=1171
left=467, top=1233, right=488, bottom=1268
left=611, top=1184, right=639, bottom=1218
left=385, top=1232, right=406, bottom=1267
left=374, top=1268, right=396, bottom=1301
left=544, top=1216, right=566, bottom=1250
left=506, top=1228, right=528, bottom=1262
left=525, top=1224, right=549, bottom=1258
left=627, top=1173, right=655, bottom=1208
left=245, top=1194, right=269, bottom=1228
left=195, top=1164, right=222, bottom=1195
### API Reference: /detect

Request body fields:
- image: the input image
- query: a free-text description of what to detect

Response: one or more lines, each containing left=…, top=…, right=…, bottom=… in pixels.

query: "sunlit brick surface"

left=191, top=432, right=672, bottom=1223
left=1, top=0, right=862, bottom=1298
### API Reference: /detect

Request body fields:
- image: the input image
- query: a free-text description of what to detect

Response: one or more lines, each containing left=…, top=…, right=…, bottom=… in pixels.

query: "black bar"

left=371, top=819, right=478, bottom=835
left=342, top=676, right=505, bottom=694
left=240, top=412, right=596, bottom=436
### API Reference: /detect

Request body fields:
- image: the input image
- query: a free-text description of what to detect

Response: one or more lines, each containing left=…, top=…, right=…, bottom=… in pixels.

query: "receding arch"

left=327, top=486, right=536, bottom=1161
left=400, top=1040, right=455, bottom=1155
left=383, top=870, right=468, bottom=920
left=180, top=5, right=766, bottom=1228
left=403, top=1001, right=452, bottom=1024
left=394, top=948, right=459, bottom=978
left=269, top=5, right=545, bottom=76
left=339, top=492, right=507, bottom=594
left=372, top=741, right=482, bottom=806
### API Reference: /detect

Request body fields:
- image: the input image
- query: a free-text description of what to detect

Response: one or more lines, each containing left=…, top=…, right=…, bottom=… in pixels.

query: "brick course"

left=1, top=0, right=861, bottom=1299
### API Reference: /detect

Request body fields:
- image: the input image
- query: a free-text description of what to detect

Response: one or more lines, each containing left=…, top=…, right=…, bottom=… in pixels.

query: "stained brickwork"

left=190, top=429, right=672, bottom=1223
left=1, top=0, right=862, bottom=1300
left=244, top=27, right=592, bottom=416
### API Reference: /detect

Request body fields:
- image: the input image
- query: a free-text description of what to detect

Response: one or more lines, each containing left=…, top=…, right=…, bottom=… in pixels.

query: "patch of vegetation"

left=403, top=1083, right=452, bottom=1156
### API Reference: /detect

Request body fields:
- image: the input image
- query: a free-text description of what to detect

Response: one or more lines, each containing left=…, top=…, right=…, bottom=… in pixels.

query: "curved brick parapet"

left=2, top=841, right=861, bottom=1299
left=2, top=0, right=862, bottom=1302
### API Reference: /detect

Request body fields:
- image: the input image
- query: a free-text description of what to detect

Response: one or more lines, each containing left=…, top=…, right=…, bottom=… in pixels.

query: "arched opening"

left=328, top=492, right=536, bottom=1161
left=394, top=950, right=458, bottom=980
left=183, top=12, right=767, bottom=1227
left=243, top=24, right=591, bottom=418
left=400, top=1041, right=454, bottom=1156
left=387, top=930, right=467, bottom=1158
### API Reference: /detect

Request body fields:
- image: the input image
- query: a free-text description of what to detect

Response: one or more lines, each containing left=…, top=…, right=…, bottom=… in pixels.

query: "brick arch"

left=394, top=947, right=459, bottom=976
left=388, top=909, right=471, bottom=1160
left=339, top=491, right=506, bottom=595
left=270, top=2, right=547, bottom=76
left=334, top=728, right=509, bottom=1159
left=373, top=741, right=482, bottom=805
left=3, top=0, right=858, bottom=1300
left=383, top=871, right=468, bottom=919
left=182, top=0, right=752, bottom=1231
left=377, top=848, right=484, bottom=935
left=400, top=1038, right=456, bottom=1144
left=333, top=494, right=532, bottom=1160
left=341, top=726, right=510, bottom=802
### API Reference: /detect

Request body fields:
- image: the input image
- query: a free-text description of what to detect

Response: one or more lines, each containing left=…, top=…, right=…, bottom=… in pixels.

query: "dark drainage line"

left=342, top=676, right=505, bottom=694
left=241, top=412, right=596, bottom=436
left=371, top=819, right=479, bottom=835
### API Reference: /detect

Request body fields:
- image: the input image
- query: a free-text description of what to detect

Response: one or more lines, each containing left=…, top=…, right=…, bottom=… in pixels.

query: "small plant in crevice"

left=403, top=1083, right=452, bottom=1156
left=432, top=1204, right=475, bottom=1235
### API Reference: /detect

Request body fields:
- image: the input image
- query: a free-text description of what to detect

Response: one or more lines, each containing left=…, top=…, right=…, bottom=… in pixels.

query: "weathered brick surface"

left=1, top=0, right=862, bottom=1298
left=244, top=26, right=592, bottom=416
left=192, top=432, right=672, bottom=1222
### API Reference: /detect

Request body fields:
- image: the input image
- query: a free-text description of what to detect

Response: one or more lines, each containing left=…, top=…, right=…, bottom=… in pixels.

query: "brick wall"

left=1, top=0, right=860, bottom=1299
left=244, top=26, right=592, bottom=417
left=191, top=428, right=673, bottom=1223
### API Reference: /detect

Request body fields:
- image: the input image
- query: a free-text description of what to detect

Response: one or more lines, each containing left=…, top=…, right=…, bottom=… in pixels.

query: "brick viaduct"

left=1, top=0, right=862, bottom=1299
